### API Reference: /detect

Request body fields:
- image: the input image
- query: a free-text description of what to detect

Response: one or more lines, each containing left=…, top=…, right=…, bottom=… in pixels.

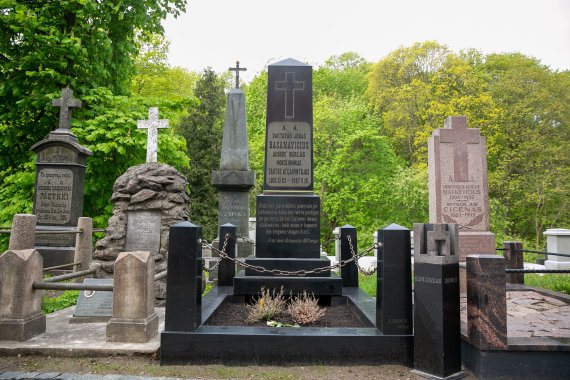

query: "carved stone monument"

left=93, top=163, right=189, bottom=304
left=211, top=68, right=255, bottom=258
left=234, top=58, right=340, bottom=295
left=31, top=88, right=93, bottom=267
left=428, top=116, right=495, bottom=262
left=137, top=107, right=169, bottom=163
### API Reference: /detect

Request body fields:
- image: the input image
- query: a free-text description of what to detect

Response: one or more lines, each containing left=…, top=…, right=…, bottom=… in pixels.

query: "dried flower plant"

left=288, top=291, right=325, bottom=325
left=246, top=286, right=287, bottom=322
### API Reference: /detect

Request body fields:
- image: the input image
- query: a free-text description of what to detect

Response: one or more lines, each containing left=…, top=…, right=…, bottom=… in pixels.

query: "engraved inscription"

left=35, top=168, right=73, bottom=224
left=218, top=192, right=249, bottom=234
left=265, top=122, right=311, bottom=187
left=125, top=210, right=161, bottom=255
left=257, top=201, right=319, bottom=245
left=38, top=146, right=76, bottom=163
left=73, top=279, right=113, bottom=317
left=35, top=233, right=73, bottom=247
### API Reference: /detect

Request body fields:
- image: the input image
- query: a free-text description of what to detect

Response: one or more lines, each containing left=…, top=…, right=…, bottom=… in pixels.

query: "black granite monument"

left=31, top=88, right=92, bottom=267
left=413, top=223, right=462, bottom=378
left=234, top=58, right=341, bottom=295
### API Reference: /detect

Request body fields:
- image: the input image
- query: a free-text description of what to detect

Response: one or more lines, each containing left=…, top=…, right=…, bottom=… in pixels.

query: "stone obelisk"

left=211, top=80, right=255, bottom=258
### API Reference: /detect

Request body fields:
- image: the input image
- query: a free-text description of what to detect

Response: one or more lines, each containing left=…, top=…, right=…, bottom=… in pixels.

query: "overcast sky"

left=163, top=0, right=570, bottom=83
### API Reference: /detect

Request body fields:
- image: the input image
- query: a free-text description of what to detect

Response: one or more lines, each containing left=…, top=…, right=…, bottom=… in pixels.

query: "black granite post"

left=218, top=223, right=236, bottom=286
left=340, top=225, right=358, bottom=287
left=164, top=221, right=202, bottom=332
left=413, top=223, right=461, bottom=378
left=377, top=224, right=412, bottom=335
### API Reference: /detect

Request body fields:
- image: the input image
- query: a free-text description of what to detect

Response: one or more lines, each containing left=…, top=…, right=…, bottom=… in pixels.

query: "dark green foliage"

left=175, top=68, right=228, bottom=240
left=42, top=290, right=80, bottom=314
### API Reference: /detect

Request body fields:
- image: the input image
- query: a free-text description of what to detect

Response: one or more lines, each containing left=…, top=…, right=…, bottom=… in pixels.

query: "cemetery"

left=0, top=54, right=568, bottom=380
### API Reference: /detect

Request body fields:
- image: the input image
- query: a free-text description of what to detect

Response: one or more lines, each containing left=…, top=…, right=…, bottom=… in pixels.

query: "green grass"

left=525, top=274, right=570, bottom=294
left=41, top=290, right=79, bottom=314
left=358, top=273, right=376, bottom=297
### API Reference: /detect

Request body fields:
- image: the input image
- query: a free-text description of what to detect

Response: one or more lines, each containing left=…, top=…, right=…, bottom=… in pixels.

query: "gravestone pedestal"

left=544, top=228, right=570, bottom=270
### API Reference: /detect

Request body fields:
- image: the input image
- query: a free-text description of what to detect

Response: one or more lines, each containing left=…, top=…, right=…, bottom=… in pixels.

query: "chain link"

left=237, top=235, right=256, bottom=245
left=200, top=234, right=380, bottom=276
left=200, top=233, right=230, bottom=273
left=346, top=234, right=377, bottom=276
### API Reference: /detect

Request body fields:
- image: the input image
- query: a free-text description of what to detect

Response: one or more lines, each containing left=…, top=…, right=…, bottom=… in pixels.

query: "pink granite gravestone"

left=428, top=116, right=495, bottom=262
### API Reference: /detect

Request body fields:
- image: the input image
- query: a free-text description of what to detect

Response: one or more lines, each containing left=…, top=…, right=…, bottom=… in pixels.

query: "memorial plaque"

left=72, top=278, right=113, bottom=318
left=125, top=210, right=161, bottom=255
left=35, top=168, right=74, bottom=225
left=38, top=145, right=76, bottom=163
left=265, top=122, right=312, bottom=187
left=256, top=194, right=320, bottom=258
left=218, top=192, right=249, bottom=236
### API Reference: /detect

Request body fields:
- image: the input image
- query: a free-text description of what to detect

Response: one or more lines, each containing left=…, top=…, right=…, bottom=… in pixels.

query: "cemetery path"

left=0, top=355, right=445, bottom=380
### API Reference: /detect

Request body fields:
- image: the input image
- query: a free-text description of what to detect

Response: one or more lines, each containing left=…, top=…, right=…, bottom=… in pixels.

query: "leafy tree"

left=314, top=52, right=371, bottom=98
left=470, top=53, right=570, bottom=245
left=0, top=0, right=187, bottom=173
left=175, top=68, right=228, bottom=240
left=366, top=41, right=498, bottom=166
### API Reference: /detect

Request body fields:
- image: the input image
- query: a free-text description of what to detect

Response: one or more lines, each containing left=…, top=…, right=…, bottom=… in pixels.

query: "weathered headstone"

left=413, top=223, right=461, bottom=378
left=71, top=278, right=114, bottom=323
left=428, top=116, right=495, bottom=262
left=211, top=81, right=255, bottom=259
left=106, top=250, right=158, bottom=343
left=0, top=249, right=46, bottom=341
left=234, top=58, right=340, bottom=296
left=31, top=88, right=93, bottom=267
left=137, top=107, right=169, bottom=163
left=93, top=163, right=190, bottom=304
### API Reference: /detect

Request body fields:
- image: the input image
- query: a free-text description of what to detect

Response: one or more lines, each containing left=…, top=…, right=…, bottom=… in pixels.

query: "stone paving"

left=460, top=287, right=570, bottom=339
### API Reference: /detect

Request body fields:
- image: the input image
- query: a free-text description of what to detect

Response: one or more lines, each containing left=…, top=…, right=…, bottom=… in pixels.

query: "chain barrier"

left=346, top=235, right=378, bottom=276
left=237, top=235, right=256, bottom=245
left=201, top=234, right=380, bottom=276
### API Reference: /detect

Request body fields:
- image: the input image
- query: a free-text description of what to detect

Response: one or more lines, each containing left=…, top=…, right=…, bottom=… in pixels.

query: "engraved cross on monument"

left=439, top=116, right=480, bottom=182
left=137, top=107, right=169, bottom=163
left=228, top=61, right=247, bottom=89
left=52, top=88, right=82, bottom=133
left=275, top=72, right=304, bottom=118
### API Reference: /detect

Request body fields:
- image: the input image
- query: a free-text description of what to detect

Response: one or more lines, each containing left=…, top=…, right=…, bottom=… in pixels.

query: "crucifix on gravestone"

left=439, top=116, right=480, bottom=182
left=52, top=88, right=82, bottom=132
left=275, top=72, right=304, bottom=119
left=228, top=61, right=247, bottom=89
left=137, top=107, right=169, bottom=163
left=427, top=224, right=450, bottom=256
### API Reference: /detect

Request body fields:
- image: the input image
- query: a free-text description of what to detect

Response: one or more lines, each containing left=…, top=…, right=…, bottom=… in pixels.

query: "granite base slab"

left=233, top=270, right=342, bottom=296
left=244, top=256, right=331, bottom=277
left=160, top=286, right=413, bottom=365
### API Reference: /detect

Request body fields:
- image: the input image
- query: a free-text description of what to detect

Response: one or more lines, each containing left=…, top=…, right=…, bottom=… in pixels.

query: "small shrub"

left=42, top=290, right=79, bottom=314
left=288, top=291, right=325, bottom=325
left=246, top=286, right=287, bottom=322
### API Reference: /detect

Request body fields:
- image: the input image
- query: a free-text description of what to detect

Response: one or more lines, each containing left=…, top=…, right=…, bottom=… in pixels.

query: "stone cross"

left=427, top=224, right=450, bottom=256
left=137, top=107, right=169, bottom=163
left=228, top=61, right=247, bottom=89
left=439, top=116, right=480, bottom=182
left=51, top=88, right=82, bottom=131
left=275, top=72, right=305, bottom=118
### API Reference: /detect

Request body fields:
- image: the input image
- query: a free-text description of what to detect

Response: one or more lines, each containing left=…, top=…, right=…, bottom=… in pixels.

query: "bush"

left=42, top=290, right=79, bottom=314
left=288, top=291, right=325, bottom=325
left=246, top=287, right=287, bottom=322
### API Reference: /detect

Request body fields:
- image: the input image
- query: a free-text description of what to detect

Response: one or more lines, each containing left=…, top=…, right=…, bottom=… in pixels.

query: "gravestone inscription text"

left=257, top=200, right=319, bottom=245
left=125, top=210, right=161, bottom=255
left=35, top=168, right=73, bottom=224
left=265, top=122, right=311, bottom=187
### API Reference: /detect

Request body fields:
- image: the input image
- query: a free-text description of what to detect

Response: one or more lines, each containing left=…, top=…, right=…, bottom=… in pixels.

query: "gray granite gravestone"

left=211, top=77, right=255, bottom=258
left=234, top=58, right=341, bottom=296
left=71, top=278, right=114, bottom=323
left=31, top=88, right=93, bottom=267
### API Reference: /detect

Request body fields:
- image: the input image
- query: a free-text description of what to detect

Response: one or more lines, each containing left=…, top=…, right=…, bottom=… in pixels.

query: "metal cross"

left=137, top=107, right=169, bottom=163
left=439, top=116, right=480, bottom=182
left=51, top=88, right=82, bottom=131
left=228, top=61, right=247, bottom=89
left=275, top=72, right=304, bottom=118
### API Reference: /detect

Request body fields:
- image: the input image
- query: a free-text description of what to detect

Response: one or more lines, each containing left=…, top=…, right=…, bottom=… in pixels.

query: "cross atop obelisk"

left=51, top=88, right=82, bottom=132
left=439, top=116, right=480, bottom=182
left=228, top=61, right=247, bottom=89
left=137, top=107, right=169, bottom=163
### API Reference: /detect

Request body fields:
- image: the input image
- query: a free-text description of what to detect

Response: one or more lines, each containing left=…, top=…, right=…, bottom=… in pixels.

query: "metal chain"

left=346, top=234, right=378, bottom=275
left=237, top=235, right=256, bottom=245
left=200, top=235, right=381, bottom=276
left=200, top=234, right=230, bottom=273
